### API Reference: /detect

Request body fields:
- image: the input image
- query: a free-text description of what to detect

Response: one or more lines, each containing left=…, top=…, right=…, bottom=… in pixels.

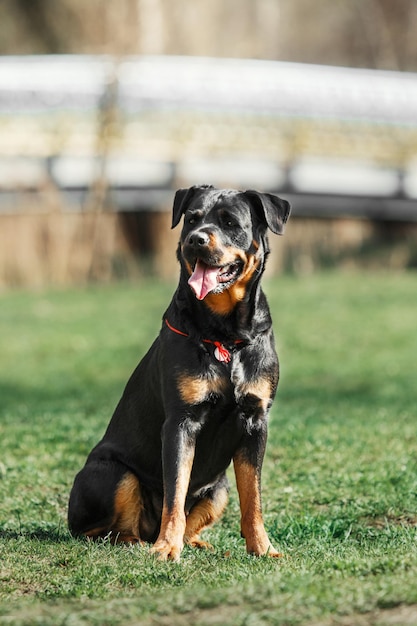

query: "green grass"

left=1, top=271, right=417, bottom=625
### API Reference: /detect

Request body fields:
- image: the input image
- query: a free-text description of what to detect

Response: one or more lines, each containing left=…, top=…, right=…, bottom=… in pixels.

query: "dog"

left=68, top=185, right=290, bottom=561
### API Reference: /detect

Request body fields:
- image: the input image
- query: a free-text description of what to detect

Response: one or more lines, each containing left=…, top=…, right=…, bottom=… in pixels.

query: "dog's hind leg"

left=107, top=472, right=143, bottom=544
left=184, top=484, right=228, bottom=549
left=68, top=461, right=143, bottom=544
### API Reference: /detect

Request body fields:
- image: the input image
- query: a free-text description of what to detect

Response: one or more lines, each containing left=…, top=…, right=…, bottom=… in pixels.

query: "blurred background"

left=0, top=0, right=416, bottom=287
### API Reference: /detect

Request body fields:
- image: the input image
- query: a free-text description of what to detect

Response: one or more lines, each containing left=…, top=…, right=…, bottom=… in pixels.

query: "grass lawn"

left=1, top=271, right=417, bottom=625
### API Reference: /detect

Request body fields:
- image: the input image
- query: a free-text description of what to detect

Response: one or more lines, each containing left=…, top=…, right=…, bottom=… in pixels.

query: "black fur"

left=68, top=186, right=290, bottom=559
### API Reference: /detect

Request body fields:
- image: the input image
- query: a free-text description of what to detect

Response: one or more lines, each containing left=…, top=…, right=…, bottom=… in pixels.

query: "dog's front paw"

left=185, top=537, right=214, bottom=551
left=247, top=542, right=284, bottom=558
left=150, top=539, right=183, bottom=562
left=265, top=545, right=284, bottom=558
left=245, top=532, right=284, bottom=558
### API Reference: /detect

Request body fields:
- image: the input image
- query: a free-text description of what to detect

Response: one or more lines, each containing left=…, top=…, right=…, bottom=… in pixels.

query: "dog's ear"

left=171, top=185, right=214, bottom=229
left=244, top=190, right=291, bottom=235
left=172, top=188, right=193, bottom=229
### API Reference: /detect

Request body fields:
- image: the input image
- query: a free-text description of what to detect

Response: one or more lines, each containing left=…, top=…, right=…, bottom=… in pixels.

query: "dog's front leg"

left=151, top=421, right=196, bottom=561
left=233, top=423, right=282, bottom=558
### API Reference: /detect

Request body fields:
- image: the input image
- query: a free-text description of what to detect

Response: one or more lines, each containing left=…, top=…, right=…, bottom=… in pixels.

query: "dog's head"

left=172, top=185, right=290, bottom=313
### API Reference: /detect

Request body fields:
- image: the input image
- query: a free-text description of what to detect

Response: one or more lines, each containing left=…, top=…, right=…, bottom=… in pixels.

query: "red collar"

left=164, top=318, right=242, bottom=363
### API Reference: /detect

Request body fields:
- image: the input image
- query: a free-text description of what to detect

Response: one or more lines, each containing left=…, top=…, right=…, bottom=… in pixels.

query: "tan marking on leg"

left=80, top=473, right=142, bottom=544
left=184, top=487, right=229, bottom=549
left=83, top=526, right=109, bottom=540
left=111, top=472, right=142, bottom=543
left=233, top=456, right=282, bottom=558
left=150, top=448, right=195, bottom=561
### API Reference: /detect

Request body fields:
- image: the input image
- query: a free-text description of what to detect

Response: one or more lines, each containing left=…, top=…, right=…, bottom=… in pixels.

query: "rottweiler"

left=68, top=184, right=290, bottom=561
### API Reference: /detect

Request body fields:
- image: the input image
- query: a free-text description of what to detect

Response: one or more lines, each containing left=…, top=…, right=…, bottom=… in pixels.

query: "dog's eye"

left=187, top=213, right=201, bottom=225
left=223, top=216, right=235, bottom=228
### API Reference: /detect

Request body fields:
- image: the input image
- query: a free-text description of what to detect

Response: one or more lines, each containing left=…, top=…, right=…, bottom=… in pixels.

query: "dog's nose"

left=188, top=231, right=210, bottom=248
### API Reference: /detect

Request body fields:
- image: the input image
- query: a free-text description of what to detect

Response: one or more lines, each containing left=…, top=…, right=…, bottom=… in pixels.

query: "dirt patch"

left=318, top=605, right=417, bottom=626
left=363, top=515, right=417, bottom=529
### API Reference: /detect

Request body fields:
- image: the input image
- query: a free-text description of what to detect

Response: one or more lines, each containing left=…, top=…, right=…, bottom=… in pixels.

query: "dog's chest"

left=177, top=350, right=274, bottom=420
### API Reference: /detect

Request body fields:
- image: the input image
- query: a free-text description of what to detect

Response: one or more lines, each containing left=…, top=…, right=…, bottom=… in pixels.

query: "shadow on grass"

left=0, top=524, right=71, bottom=543
left=280, top=377, right=381, bottom=410
left=0, top=380, right=118, bottom=422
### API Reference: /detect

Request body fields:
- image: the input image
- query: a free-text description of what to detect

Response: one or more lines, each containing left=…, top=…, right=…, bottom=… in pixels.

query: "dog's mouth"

left=188, top=259, right=243, bottom=300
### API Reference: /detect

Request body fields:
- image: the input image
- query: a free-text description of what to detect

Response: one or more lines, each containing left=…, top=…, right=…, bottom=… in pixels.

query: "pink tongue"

left=188, top=260, right=219, bottom=300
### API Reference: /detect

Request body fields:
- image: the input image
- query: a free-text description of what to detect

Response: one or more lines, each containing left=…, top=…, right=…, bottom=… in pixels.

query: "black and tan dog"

left=68, top=185, right=290, bottom=561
